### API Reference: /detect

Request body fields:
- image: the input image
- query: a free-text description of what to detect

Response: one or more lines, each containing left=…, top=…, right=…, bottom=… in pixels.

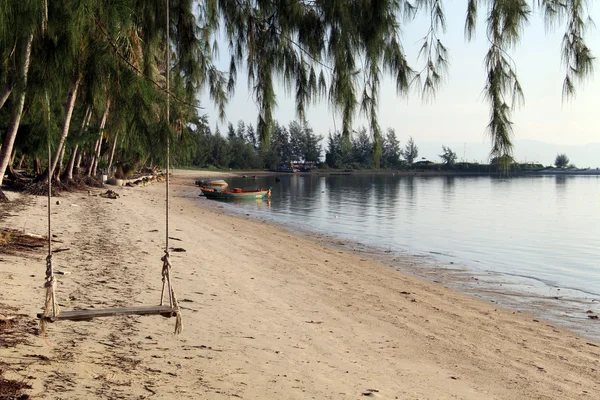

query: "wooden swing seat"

left=37, top=305, right=178, bottom=322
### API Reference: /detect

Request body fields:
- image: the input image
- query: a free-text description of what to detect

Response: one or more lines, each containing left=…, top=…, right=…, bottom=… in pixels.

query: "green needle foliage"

left=464, top=0, right=594, bottom=160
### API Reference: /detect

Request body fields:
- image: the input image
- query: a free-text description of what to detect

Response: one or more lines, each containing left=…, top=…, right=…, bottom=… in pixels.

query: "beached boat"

left=196, top=179, right=228, bottom=188
left=200, top=187, right=272, bottom=200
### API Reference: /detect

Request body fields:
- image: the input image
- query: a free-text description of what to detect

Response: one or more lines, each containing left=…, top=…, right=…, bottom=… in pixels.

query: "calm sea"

left=199, top=174, right=600, bottom=337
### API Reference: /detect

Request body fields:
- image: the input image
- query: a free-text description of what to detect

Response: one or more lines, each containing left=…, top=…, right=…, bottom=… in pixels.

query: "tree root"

left=0, top=189, right=9, bottom=203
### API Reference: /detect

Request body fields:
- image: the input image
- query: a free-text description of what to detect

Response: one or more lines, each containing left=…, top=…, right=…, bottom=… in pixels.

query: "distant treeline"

left=175, top=120, right=545, bottom=173
left=176, top=120, right=411, bottom=170
left=173, top=119, right=323, bottom=170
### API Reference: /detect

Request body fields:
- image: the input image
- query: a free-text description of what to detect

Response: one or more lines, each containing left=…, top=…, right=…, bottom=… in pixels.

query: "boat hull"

left=201, top=188, right=271, bottom=200
left=196, top=179, right=228, bottom=188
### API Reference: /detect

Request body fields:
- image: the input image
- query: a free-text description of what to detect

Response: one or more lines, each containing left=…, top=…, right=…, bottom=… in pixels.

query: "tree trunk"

left=63, top=105, right=91, bottom=181
left=91, top=99, right=110, bottom=177
left=87, top=141, right=98, bottom=177
left=17, top=154, right=25, bottom=169
left=47, top=75, right=81, bottom=181
left=0, top=84, right=12, bottom=110
left=0, top=33, right=33, bottom=187
left=53, top=144, right=66, bottom=181
left=34, top=157, right=42, bottom=176
left=10, top=149, right=16, bottom=166
left=64, top=144, right=78, bottom=181
left=75, top=150, right=83, bottom=172
left=107, top=131, right=119, bottom=176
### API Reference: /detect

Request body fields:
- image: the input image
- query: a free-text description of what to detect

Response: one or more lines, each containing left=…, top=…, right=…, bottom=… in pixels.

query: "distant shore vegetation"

left=174, top=119, right=550, bottom=174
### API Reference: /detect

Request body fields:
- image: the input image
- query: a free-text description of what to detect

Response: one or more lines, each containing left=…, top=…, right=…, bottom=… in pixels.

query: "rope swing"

left=39, top=139, right=59, bottom=336
left=39, top=0, right=182, bottom=335
left=161, top=0, right=182, bottom=334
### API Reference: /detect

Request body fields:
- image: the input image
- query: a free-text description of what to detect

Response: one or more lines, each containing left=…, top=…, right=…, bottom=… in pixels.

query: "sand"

left=0, top=169, right=599, bottom=399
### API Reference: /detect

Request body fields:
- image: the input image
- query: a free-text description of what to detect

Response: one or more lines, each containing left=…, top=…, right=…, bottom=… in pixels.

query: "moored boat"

left=196, top=179, right=228, bottom=188
left=200, top=187, right=272, bottom=200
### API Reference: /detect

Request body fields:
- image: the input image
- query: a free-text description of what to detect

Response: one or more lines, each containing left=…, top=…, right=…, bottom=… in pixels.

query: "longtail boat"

left=200, top=187, right=272, bottom=200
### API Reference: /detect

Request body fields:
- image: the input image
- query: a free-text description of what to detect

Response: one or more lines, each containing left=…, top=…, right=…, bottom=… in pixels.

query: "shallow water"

left=198, top=174, right=600, bottom=336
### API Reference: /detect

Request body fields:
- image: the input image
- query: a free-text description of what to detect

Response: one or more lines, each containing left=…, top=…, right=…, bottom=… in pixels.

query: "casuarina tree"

left=554, top=153, right=570, bottom=168
left=439, top=146, right=457, bottom=166
left=403, top=136, right=419, bottom=165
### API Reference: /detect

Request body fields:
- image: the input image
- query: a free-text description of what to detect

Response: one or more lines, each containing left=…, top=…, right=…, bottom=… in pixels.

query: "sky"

left=198, top=2, right=600, bottom=163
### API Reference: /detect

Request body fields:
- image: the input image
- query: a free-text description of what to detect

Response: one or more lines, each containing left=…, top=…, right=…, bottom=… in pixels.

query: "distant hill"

left=417, top=140, right=600, bottom=168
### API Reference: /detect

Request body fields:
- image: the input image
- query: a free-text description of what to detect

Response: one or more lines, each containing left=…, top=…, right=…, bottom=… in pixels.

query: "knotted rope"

left=40, top=254, right=60, bottom=335
left=40, top=138, right=59, bottom=335
left=161, top=250, right=182, bottom=334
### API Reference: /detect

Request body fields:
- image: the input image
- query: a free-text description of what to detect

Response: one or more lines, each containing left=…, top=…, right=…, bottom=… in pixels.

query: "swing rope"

left=40, top=137, right=59, bottom=336
left=39, top=5, right=58, bottom=335
left=39, top=0, right=181, bottom=335
left=163, top=0, right=182, bottom=334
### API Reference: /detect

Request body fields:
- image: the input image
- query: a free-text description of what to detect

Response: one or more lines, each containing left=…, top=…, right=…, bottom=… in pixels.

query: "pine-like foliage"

left=465, top=0, right=594, bottom=159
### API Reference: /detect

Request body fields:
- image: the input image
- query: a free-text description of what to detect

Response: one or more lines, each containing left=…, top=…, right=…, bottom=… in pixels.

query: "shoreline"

left=205, top=190, right=600, bottom=342
left=178, top=167, right=600, bottom=180
left=1, top=169, right=599, bottom=398
left=193, top=169, right=600, bottom=341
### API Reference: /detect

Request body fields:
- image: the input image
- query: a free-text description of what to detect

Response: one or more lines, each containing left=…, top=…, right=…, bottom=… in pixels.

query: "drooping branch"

left=483, top=0, right=529, bottom=159
left=558, top=0, right=595, bottom=99
left=413, top=0, right=449, bottom=100
left=218, top=0, right=415, bottom=147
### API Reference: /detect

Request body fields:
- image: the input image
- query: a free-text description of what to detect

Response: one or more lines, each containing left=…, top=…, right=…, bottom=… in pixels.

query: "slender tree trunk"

left=53, top=145, right=66, bottom=181
left=63, top=106, right=91, bottom=181
left=0, top=33, right=33, bottom=187
left=47, top=75, right=81, bottom=181
left=34, top=157, right=42, bottom=176
left=87, top=141, right=98, bottom=176
left=75, top=150, right=83, bottom=172
left=107, top=131, right=119, bottom=176
left=0, top=84, right=12, bottom=110
left=17, top=154, right=25, bottom=169
left=64, top=144, right=78, bottom=181
left=10, top=149, right=16, bottom=166
left=92, top=99, right=110, bottom=177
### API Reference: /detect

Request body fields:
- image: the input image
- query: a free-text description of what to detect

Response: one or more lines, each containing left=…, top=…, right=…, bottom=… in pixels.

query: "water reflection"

left=373, top=175, right=400, bottom=220
left=443, top=175, right=455, bottom=189
left=442, top=176, right=456, bottom=207
left=554, top=175, right=568, bottom=209
left=402, top=176, right=416, bottom=209
left=555, top=175, right=567, bottom=186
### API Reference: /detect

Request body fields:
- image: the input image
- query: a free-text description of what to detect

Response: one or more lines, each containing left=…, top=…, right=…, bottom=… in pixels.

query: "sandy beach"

left=1, top=169, right=599, bottom=399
